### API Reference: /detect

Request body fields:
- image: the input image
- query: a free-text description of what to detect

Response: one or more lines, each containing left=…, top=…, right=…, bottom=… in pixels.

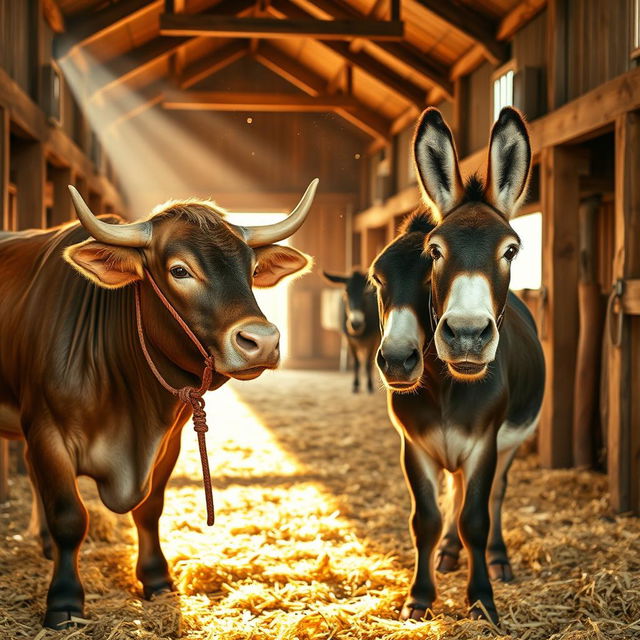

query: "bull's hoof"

left=469, top=602, right=499, bottom=625
left=400, top=599, right=433, bottom=621
left=143, top=580, right=175, bottom=600
left=435, top=549, right=459, bottom=573
left=488, top=560, right=514, bottom=582
left=43, top=609, right=85, bottom=629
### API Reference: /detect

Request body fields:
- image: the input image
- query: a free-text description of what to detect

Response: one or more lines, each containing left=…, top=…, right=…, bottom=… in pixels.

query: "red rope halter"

left=135, top=268, right=216, bottom=526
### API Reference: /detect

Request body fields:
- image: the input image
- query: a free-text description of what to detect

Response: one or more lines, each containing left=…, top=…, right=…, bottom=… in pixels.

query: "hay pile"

left=1, top=370, right=639, bottom=640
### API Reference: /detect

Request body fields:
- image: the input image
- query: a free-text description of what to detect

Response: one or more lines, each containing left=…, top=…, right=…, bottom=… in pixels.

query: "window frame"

left=491, top=60, right=517, bottom=122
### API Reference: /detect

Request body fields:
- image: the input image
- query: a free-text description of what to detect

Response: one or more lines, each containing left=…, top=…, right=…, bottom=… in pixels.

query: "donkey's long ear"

left=413, top=107, right=464, bottom=222
left=485, top=107, right=531, bottom=218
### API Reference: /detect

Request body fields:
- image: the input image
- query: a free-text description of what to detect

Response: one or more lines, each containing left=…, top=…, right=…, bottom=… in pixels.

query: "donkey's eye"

left=503, top=245, right=519, bottom=262
left=429, top=246, right=442, bottom=260
left=372, top=274, right=383, bottom=286
left=170, top=265, right=191, bottom=279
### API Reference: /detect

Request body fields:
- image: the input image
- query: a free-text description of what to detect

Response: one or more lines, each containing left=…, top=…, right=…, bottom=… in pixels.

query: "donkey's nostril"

left=376, top=349, right=388, bottom=373
left=479, top=320, right=493, bottom=343
left=404, top=349, right=419, bottom=373
left=442, top=319, right=456, bottom=342
left=236, top=331, right=260, bottom=353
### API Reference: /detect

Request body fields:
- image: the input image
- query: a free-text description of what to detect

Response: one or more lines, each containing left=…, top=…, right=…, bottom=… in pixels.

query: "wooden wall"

left=566, top=0, right=632, bottom=102
left=465, top=61, right=493, bottom=155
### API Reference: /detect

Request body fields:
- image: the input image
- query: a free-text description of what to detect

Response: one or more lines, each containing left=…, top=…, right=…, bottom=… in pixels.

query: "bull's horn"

left=240, top=178, right=319, bottom=247
left=68, top=186, right=152, bottom=247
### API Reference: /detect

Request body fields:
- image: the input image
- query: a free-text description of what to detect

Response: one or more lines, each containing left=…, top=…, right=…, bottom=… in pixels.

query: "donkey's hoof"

left=43, top=609, right=85, bottom=630
left=143, top=581, right=175, bottom=600
left=435, top=549, right=459, bottom=573
left=488, top=561, right=514, bottom=582
left=400, top=600, right=433, bottom=621
left=470, top=602, right=500, bottom=625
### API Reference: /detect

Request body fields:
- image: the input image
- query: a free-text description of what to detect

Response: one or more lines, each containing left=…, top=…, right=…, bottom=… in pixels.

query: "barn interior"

left=1, top=1, right=640, bottom=639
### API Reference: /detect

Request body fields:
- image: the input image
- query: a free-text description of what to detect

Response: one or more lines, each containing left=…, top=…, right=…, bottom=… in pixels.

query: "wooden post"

left=538, top=145, right=582, bottom=467
left=0, top=106, right=8, bottom=502
left=13, top=140, right=46, bottom=230
left=49, top=165, right=73, bottom=225
left=607, top=112, right=640, bottom=512
left=547, top=0, right=567, bottom=111
left=452, top=76, right=468, bottom=156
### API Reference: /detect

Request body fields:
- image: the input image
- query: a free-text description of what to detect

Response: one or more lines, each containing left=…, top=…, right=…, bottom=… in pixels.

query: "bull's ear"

left=322, top=270, right=348, bottom=285
left=63, top=239, right=143, bottom=288
left=413, top=107, right=464, bottom=222
left=485, top=107, right=531, bottom=217
left=253, top=245, right=313, bottom=288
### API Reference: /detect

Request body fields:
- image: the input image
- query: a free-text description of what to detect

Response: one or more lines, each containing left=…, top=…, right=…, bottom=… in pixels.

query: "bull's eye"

left=503, top=245, right=519, bottom=262
left=428, top=245, right=442, bottom=260
left=170, top=265, right=191, bottom=279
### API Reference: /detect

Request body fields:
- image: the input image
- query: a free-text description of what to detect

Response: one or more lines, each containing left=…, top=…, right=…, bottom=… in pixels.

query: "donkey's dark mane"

left=463, top=173, right=486, bottom=203
left=401, top=209, right=436, bottom=235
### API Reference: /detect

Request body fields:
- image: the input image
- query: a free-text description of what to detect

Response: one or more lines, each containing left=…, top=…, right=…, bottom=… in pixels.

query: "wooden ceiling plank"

left=179, top=40, right=249, bottom=89
left=413, top=0, right=507, bottom=64
left=55, top=0, right=162, bottom=59
left=497, top=0, right=547, bottom=41
left=253, top=43, right=326, bottom=95
left=159, top=15, right=404, bottom=40
left=322, top=41, right=426, bottom=107
left=273, top=0, right=453, bottom=97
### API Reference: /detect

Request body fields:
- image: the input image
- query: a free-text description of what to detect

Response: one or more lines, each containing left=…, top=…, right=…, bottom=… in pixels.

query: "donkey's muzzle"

left=376, top=344, right=422, bottom=388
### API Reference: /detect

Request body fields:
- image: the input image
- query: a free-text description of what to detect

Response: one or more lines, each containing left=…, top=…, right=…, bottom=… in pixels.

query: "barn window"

left=492, top=66, right=515, bottom=121
left=509, top=211, right=542, bottom=290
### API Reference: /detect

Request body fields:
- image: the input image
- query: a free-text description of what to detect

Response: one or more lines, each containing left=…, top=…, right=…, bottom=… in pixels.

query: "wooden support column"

left=13, top=140, right=45, bottom=230
left=538, top=145, right=582, bottom=467
left=607, top=112, right=640, bottom=512
left=0, top=106, right=8, bottom=502
left=0, top=107, right=9, bottom=229
left=547, top=0, right=567, bottom=111
left=49, top=166, right=73, bottom=225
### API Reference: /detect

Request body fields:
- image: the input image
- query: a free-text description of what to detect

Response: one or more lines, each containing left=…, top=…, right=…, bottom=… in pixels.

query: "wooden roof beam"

left=159, top=14, right=404, bottom=40
left=87, top=0, right=255, bottom=99
left=179, top=40, right=250, bottom=89
left=55, top=0, right=162, bottom=59
left=164, top=91, right=369, bottom=112
left=413, top=0, right=507, bottom=65
left=272, top=0, right=453, bottom=97
left=251, top=43, right=391, bottom=140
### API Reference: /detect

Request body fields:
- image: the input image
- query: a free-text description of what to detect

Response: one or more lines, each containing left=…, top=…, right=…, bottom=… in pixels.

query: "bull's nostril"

left=404, top=348, right=419, bottom=373
left=236, top=331, right=259, bottom=353
left=442, top=319, right=456, bottom=342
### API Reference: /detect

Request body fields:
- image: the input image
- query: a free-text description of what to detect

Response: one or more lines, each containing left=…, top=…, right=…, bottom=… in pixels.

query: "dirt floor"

left=1, top=370, right=640, bottom=640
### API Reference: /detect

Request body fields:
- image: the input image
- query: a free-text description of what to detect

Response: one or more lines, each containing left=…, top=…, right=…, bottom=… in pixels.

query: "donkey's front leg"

left=436, top=471, right=463, bottom=573
left=400, top=440, right=442, bottom=621
left=27, top=423, right=89, bottom=629
left=459, top=440, right=498, bottom=624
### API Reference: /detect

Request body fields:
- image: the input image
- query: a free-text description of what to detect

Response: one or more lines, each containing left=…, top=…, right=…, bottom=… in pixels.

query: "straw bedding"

left=0, top=370, right=639, bottom=639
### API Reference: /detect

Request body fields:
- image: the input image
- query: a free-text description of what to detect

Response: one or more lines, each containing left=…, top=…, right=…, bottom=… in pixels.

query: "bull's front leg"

left=460, top=439, right=498, bottom=624
left=132, top=421, right=184, bottom=599
left=27, top=423, right=88, bottom=629
left=400, top=439, right=442, bottom=621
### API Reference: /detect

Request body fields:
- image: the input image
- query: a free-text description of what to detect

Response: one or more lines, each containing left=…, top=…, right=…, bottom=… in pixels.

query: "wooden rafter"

left=87, top=0, right=255, bottom=98
left=159, top=14, right=404, bottom=40
left=55, top=0, right=162, bottom=59
left=413, top=0, right=507, bottom=65
left=179, top=40, right=249, bottom=89
left=272, top=0, right=453, bottom=97
left=252, top=42, right=391, bottom=140
left=163, top=91, right=364, bottom=111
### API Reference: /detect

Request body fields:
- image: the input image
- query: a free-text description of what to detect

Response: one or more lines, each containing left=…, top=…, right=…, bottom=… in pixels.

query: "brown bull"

left=0, top=180, right=317, bottom=628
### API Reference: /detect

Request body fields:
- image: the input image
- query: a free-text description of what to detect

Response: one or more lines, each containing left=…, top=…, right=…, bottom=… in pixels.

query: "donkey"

left=323, top=269, right=380, bottom=393
left=370, top=107, right=545, bottom=624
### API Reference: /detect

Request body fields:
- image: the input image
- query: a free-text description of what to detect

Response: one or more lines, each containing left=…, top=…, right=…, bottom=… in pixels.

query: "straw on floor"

left=1, top=370, right=639, bottom=640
